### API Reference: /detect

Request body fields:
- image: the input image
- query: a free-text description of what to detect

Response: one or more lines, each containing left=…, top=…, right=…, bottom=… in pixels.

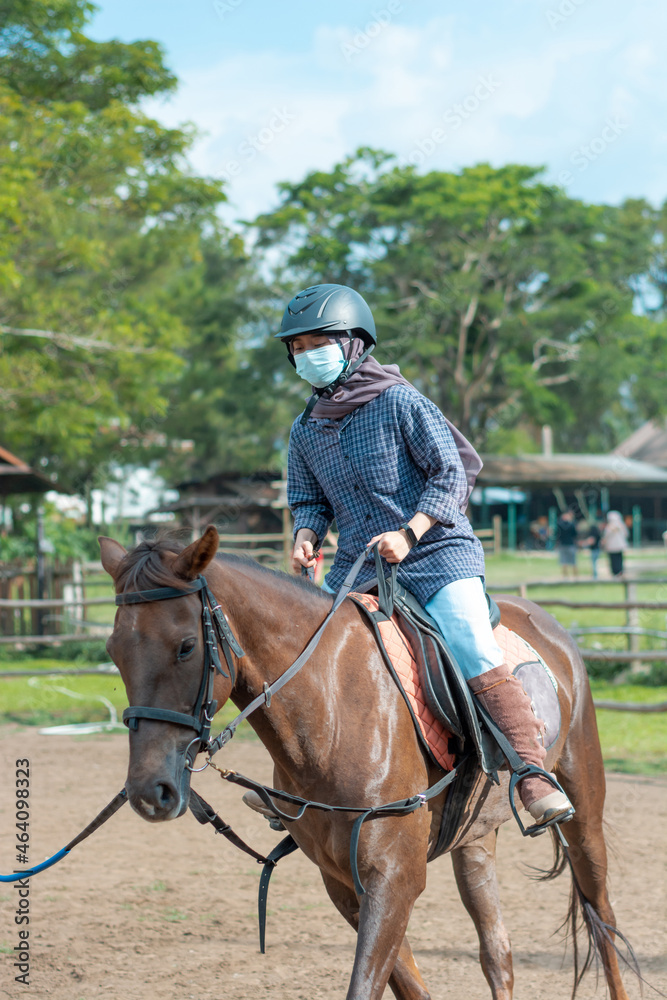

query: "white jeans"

left=425, top=576, right=504, bottom=681
left=324, top=574, right=503, bottom=681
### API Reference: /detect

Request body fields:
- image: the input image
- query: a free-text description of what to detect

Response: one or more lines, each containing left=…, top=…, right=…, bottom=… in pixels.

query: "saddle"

left=349, top=550, right=558, bottom=855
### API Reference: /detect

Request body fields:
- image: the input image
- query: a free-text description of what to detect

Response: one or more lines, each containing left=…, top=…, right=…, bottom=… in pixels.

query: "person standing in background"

left=581, top=519, right=603, bottom=579
left=602, top=511, right=628, bottom=577
left=556, top=510, right=578, bottom=578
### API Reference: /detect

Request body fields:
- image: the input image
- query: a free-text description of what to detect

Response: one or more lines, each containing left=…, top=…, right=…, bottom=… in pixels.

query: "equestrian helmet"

left=276, top=284, right=377, bottom=347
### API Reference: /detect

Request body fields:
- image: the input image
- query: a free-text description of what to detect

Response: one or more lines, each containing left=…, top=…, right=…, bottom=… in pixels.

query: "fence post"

left=492, top=514, right=502, bottom=555
left=547, top=507, right=557, bottom=551
left=632, top=505, right=642, bottom=549
left=625, top=580, right=643, bottom=674
left=282, top=506, right=292, bottom=568
left=36, top=507, right=46, bottom=636
left=507, top=502, right=517, bottom=551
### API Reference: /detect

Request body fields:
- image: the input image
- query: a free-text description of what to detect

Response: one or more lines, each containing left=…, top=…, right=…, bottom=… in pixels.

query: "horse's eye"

left=178, top=638, right=197, bottom=659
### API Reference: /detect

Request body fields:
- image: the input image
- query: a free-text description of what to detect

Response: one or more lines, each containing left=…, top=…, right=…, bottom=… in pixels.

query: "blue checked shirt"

left=287, top=384, right=485, bottom=605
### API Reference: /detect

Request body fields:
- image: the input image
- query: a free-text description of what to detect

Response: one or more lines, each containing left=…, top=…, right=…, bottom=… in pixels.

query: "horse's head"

left=100, top=526, right=232, bottom=823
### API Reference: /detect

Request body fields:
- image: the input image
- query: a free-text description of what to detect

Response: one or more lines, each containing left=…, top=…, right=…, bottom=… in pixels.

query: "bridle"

left=115, top=575, right=244, bottom=769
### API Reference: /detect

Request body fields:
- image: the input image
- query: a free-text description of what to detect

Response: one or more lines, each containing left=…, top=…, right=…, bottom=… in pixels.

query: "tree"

left=0, top=0, right=227, bottom=508
left=157, top=235, right=301, bottom=481
left=254, top=149, right=661, bottom=452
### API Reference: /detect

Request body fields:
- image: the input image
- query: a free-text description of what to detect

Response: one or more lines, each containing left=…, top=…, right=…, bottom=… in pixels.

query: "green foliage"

left=0, top=0, right=227, bottom=500
left=156, top=237, right=301, bottom=481
left=0, top=499, right=100, bottom=561
left=2, top=8, right=666, bottom=490
left=0, top=1, right=177, bottom=109
left=254, top=149, right=664, bottom=451
left=0, top=642, right=109, bottom=663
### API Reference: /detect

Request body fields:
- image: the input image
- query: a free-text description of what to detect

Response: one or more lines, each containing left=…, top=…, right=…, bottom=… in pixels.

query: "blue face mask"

left=294, top=343, right=347, bottom=388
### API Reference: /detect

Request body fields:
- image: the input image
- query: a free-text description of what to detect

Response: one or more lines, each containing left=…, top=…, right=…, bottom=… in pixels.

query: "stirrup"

left=508, top=766, right=575, bottom=838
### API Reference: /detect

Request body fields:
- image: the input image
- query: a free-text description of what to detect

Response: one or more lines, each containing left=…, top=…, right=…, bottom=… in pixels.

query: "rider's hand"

left=368, top=530, right=412, bottom=564
left=291, top=539, right=318, bottom=574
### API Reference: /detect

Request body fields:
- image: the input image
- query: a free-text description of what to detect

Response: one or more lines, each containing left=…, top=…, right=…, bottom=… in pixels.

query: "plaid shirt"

left=287, top=384, right=485, bottom=604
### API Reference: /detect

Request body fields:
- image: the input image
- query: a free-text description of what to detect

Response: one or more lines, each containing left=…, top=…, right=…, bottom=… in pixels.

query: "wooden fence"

left=0, top=562, right=80, bottom=639
left=3, top=555, right=667, bottom=675
left=487, top=576, right=667, bottom=670
left=0, top=529, right=340, bottom=644
left=473, top=515, right=503, bottom=555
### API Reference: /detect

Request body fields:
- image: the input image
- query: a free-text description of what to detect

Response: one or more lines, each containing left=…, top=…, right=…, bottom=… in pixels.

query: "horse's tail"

left=527, top=828, right=652, bottom=999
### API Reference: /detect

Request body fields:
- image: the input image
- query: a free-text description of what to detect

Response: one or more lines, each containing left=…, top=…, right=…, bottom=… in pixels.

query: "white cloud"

left=142, top=7, right=667, bottom=225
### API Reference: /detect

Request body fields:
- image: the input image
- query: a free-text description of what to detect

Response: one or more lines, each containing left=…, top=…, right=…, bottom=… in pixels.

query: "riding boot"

left=468, top=664, right=573, bottom=826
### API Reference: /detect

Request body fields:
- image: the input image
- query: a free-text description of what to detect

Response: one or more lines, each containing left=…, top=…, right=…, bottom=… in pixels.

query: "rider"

left=278, top=283, right=573, bottom=829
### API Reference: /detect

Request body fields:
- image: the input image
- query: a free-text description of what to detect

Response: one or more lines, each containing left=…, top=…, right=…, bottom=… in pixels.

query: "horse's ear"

left=172, top=525, right=219, bottom=581
left=98, top=536, right=128, bottom=580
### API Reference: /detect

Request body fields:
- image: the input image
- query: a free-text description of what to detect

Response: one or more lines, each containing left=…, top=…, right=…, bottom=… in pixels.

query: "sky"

left=86, top=0, right=667, bottom=228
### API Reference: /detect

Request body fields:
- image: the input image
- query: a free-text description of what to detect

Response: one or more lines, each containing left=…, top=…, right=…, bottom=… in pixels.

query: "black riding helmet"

left=276, top=283, right=377, bottom=361
left=276, top=283, right=378, bottom=423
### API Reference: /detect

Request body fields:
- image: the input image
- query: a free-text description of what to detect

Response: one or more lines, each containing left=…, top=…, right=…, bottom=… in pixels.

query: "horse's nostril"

left=156, top=782, right=177, bottom=810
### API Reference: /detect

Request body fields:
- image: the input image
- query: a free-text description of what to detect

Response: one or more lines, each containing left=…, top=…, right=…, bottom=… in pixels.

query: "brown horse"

left=100, top=526, right=634, bottom=1000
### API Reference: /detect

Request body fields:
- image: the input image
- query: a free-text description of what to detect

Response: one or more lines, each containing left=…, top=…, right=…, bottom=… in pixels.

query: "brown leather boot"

left=468, top=664, right=573, bottom=826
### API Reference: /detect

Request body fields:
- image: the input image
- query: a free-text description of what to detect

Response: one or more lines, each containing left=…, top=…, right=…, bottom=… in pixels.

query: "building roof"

left=477, top=453, right=667, bottom=490
left=152, top=472, right=286, bottom=515
left=154, top=452, right=667, bottom=515
left=613, top=420, right=667, bottom=468
left=0, top=445, right=55, bottom=496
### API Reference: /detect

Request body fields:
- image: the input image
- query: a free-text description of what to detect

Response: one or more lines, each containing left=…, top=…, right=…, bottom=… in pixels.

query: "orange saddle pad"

left=352, top=593, right=555, bottom=772
left=352, top=593, right=456, bottom=771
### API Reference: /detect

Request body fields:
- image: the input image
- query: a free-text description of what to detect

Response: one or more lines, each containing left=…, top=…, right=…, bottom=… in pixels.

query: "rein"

left=206, top=545, right=373, bottom=755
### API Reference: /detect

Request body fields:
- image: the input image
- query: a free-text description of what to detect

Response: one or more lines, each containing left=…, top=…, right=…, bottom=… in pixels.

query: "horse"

left=99, top=525, right=634, bottom=1000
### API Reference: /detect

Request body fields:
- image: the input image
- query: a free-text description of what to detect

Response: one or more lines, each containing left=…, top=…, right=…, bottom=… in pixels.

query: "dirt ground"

left=0, top=727, right=665, bottom=1000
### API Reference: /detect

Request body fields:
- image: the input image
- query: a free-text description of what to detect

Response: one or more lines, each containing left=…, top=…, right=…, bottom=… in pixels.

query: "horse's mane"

left=115, top=532, right=331, bottom=603
left=115, top=536, right=187, bottom=593
left=221, top=551, right=331, bottom=601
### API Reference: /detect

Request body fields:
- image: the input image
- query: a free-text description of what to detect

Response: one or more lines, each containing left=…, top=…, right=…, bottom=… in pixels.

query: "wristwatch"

left=399, top=522, right=418, bottom=549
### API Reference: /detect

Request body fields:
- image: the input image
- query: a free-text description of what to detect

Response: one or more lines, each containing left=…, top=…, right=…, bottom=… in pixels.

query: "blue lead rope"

left=0, top=788, right=128, bottom=883
left=0, top=847, right=70, bottom=883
